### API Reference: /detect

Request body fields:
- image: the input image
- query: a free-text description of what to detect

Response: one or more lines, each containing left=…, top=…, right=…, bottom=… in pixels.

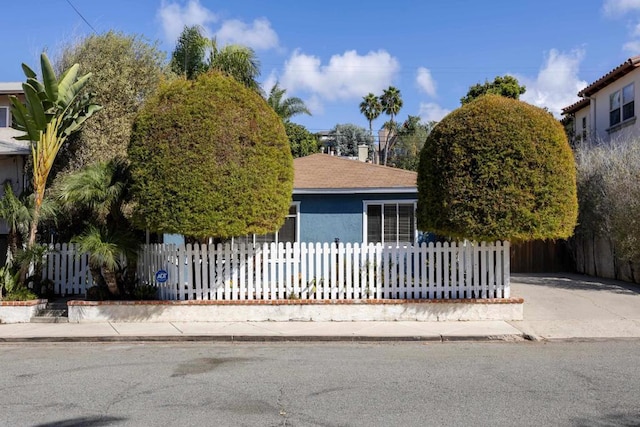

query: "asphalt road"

left=1, top=341, right=639, bottom=427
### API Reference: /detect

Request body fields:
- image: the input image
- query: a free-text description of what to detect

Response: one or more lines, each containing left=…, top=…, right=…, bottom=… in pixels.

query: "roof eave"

left=578, top=56, right=640, bottom=97
left=294, top=187, right=417, bottom=195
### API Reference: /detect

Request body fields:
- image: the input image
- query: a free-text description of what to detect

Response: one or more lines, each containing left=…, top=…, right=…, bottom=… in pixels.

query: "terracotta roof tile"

left=294, top=154, right=417, bottom=191
left=578, top=56, right=640, bottom=97
left=561, top=97, right=590, bottom=116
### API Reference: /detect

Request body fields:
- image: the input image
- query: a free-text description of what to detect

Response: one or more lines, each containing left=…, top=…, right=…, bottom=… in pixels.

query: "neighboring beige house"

left=562, top=56, right=640, bottom=143
left=0, top=82, right=28, bottom=264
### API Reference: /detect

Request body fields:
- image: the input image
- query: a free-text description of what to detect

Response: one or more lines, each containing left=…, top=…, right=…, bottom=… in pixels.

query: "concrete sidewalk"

left=509, top=273, right=640, bottom=341
left=0, top=320, right=523, bottom=342
left=1, top=273, right=639, bottom=343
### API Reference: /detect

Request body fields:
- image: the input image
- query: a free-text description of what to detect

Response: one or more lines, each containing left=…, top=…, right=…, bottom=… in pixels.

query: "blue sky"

left=3, top=0, right=640, bottom=133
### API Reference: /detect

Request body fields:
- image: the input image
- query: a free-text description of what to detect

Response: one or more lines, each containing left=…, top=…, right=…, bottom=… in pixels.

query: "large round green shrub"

left=128, top=72, right=293, bottom=240
left=417, top=95, right=577, bottom=241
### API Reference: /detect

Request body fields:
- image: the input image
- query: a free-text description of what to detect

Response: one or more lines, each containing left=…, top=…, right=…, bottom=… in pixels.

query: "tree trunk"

left=19, top=184, right=43, bottom=286
left=103, top=268, right=120, bottom=296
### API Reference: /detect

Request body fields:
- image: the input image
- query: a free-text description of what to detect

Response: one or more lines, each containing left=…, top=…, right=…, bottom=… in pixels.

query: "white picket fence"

left=42, top=243, right=96, bottom=296
left=138, top=241, right=510, bottom=301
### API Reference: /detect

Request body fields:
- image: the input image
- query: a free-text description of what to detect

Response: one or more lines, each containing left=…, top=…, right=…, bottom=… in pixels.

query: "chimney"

left=357, top=144, right=368, bottom=162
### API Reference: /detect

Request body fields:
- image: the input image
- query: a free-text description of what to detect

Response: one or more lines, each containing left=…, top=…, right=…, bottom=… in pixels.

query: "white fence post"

left=41, top=240, right=511, bottom=302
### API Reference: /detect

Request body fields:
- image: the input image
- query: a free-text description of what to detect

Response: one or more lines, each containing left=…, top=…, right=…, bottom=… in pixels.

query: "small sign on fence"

left=155, top=269, right=168, bottom=283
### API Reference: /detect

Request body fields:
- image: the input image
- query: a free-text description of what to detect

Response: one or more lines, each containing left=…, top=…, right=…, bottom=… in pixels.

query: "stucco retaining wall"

left=68, top=298, right=523, bottom=323
left=0, top=300, right=47, bottom=323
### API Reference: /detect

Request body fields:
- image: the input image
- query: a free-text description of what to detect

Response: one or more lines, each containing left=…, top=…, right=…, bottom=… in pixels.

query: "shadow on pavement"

left=34, top=416, right=126, bottom=427
left=571, top=412, right=640, bottom=426
left=512, top=273, right=640, bottom=295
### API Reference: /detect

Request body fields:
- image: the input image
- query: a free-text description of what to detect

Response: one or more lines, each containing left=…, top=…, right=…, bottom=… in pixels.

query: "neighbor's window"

left=610, top=83, right=634, bottom=127
left=623, top=83, right=635, bottom=121
left=235, top=203, right=299, bottom=246
left=365, top=201, right=416, bottom=245
left=581, top=116, right=587, bottom=141
left=0, top=107, right=8, bottom=128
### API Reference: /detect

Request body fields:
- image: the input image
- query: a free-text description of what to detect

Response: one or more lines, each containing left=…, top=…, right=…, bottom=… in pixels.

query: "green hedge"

left=417, top=95, right=577, bottom=241
left=128, top=72, right=293, bottom=240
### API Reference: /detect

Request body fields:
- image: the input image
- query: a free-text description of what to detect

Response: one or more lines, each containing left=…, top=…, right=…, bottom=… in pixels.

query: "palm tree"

left=0, top=184, right=57, bottom=265
left=170, top=26, right=262, bottom=92
left=0, top=184, right=30, bottom=262
left=267, top=82, right=311, bottom=121
left=209, top=38, right=262, bottom=93
left=170, top=25, right=209, bottom=80
left=359, top=93, right=382, bottom=160
left=379, top=86, right=403, bottom=165
left=10, top=53, right=101, bottom=255
left=56, top=159, right=137, bottom=296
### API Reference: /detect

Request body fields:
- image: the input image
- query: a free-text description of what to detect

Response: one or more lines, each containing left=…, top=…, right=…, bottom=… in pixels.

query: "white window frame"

left=0, top=106, right=9, bottom=128
left=362, top=199, right=417, bottom=246
left=609, top=83, right=635, bottom=127
left=233, top=202, right=300, bottom=246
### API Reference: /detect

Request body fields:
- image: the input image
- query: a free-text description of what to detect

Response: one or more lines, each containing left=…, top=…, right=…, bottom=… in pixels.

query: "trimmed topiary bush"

left=128, top=72, right=293, bottom=241
left=417, top=95, right=577, bottom=241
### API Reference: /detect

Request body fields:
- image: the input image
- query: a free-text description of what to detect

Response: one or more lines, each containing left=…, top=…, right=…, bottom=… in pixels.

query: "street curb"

left=541, top=337, right=640, bottom=343
left=0, top=334, right=527, bottom=343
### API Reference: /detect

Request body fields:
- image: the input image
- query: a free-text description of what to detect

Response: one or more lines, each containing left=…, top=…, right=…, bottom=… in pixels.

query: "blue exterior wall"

left=294, top=192, right=417, bottom=244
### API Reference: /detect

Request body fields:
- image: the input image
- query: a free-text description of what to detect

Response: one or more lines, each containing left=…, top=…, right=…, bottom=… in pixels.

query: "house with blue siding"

left=290, top=154, right=418, bottom=245
left=165, top=153, right=419, bottom=246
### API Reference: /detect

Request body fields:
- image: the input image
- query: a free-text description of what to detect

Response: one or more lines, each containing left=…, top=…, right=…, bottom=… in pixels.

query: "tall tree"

left=284, top=122, right=319, bottom=158
left=169, top=26, right=262, bottom=93
left=10, top=53, right=101, bottom=252
left=54, top=31, right=166, bottom=177
left=128, top=72, right=293, bottom=241
left=392, top=116, right=435, bottom=171
left=326, top=123, right=373, bottom=158
left=170, top=25, right=208, bottom=80
left=209, top=39, right=262, bottom=93
left=460, top=75, right=526, bottom=105
left=379, top=86, right=403, bottom=165
left=267, top=82, right=311, bottom=121
left=418, top=95, right=577, bottom=241
left=359, top=93, right=382, bottom=150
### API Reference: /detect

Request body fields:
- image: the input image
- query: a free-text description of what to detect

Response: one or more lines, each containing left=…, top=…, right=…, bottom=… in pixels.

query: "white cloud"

left=519, top=49, right=588, bottom=117
left=261, top=70, right=278, bottom=95
left=603, top=0, right=640, bottom=16
left=158, top=0, right=217, bottom=42
left=623, top=39, right=640, bottom=52
left=416, top=67, right=437, bottom=97
left=215, top=18, right=279, bottom=51
left=418, top=103, right=450, bottom=122
left=280, top=49, right=400, bottom=102
left=305, top=95, right=324, bottom=116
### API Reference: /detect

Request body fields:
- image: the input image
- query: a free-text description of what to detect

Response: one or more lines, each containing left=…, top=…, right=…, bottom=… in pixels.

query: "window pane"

left=235, top=235, right=253, bottom=246
left=288, top=205, right=297, bottom=215
left=623, top=84, right=634, bottom=103
left=610, top=108, right=621, bottom=126
left=384, top=204, right=398, bottom=244
left=255, top=233, right=276, bottom=244
left=367, top=205, right=382, bottom=243
left=623, top=101, right=635, bottom=121
left=610, top=91, right=620, bottom=109
left=582, top=117, right=586, bottom=129
left=397, top=204, right=414, bottom=243
left=0, top=107, right=7, bottom=128
left=278, top=217, right=296, bottom=243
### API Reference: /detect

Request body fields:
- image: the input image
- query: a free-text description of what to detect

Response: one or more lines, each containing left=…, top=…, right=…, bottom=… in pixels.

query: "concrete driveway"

left=509, top=273, right=640, bottom=340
